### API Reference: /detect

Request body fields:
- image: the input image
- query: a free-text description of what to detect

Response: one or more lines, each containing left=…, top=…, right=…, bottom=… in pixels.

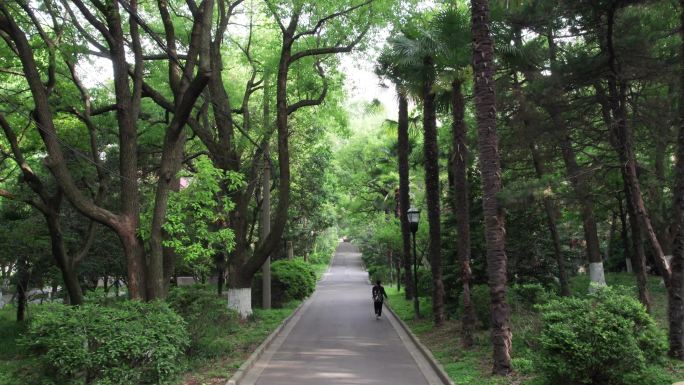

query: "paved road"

left=246, top=242, right=437, bottom=385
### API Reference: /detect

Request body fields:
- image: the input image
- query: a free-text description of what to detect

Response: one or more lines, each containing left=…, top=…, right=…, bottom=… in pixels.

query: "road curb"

left=226, top=247, right=336, bottom=385
left=225, top=298, right=308, bottom=385
left=384, top=304, right=456, bottom=385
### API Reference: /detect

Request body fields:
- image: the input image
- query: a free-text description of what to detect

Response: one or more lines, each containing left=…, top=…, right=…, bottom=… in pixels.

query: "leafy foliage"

left=24, top=301, right=188, bottom=385
left=161, top=157, right=243, bottom=263
left=167, top=285, right=239, bottom=358
left=536, top=288, right=667, bottom=385
left=269, top=259, right=317, bottom=307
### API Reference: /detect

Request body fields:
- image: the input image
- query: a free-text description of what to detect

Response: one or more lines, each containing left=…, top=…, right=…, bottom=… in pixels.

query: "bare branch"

left=289, top=25, right=370, bottom=63
left=287, top=62, right=328, bottom=115
left=0, top=68, right=24, bottom=76
left=293, top=0, right=373, bottom=40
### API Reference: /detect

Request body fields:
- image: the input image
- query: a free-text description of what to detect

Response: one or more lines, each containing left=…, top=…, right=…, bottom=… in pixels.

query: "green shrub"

left=511, top=283, right=553, bottom=307
left=167, top=285, right=238, bottom=357
left=536, top=287, right=667, bottom=385
left=269, top=259, right=316, bottom=307
left=24, top=301, right=188, bottom=385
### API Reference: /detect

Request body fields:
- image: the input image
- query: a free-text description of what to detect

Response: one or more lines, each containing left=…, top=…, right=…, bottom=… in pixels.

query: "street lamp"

left=407, top=206, right=420, bottom=319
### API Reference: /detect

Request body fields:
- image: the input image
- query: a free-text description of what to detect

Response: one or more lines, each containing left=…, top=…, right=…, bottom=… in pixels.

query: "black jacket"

left=372, top=285, right=387, bottom=303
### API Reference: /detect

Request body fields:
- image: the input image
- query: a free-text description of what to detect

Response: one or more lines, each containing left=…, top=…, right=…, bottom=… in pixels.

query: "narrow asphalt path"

left=244, top=242, right=438, bottom=385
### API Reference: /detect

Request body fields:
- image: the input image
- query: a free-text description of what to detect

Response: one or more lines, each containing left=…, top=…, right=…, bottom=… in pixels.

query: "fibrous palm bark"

left=422, top=55, right=445, bottom=326
left=471, top=0, right=512, bottom=374
left=398, top=91, right=414, bottom=300
left=451, top=79, right=476, bottom=345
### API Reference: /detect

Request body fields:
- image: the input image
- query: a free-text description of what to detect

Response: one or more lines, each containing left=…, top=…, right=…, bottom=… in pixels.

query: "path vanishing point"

left=239, top=242, right=448, bottom=385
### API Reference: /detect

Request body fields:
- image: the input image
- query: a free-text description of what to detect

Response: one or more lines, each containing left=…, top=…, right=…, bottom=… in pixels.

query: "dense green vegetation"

left=385, top=275, right=684, bottom=385
left=0, top=296, right=302, bottom=384
left=1, top=0, right=684, bottom=383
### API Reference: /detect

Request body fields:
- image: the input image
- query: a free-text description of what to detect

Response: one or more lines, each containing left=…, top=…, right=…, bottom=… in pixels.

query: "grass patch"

left=0, top=306, right=45, bottom=385
left=177, top=302, right=300, bottom=384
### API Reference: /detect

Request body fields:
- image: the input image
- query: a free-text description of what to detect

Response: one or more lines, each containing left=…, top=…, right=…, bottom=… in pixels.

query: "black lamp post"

left=407, top=206, right=420, bottom=319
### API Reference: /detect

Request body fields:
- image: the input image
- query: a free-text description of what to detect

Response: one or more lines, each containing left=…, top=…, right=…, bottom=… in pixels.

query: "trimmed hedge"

left=253, top=258, right=316, bottom=307
left=272, top=259, right=316, bottom=303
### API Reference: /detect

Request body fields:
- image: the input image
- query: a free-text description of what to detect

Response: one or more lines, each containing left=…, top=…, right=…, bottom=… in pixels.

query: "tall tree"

left=0, top=0, right=211, bottom=300
left=397, top=90, right=414, bottom=300
left=668, top=0, right=684, bottom=360
left=451, top=78, right=477, bottom=343
left=421, top=54, right=445, bottom=326
left=209, top=0, right=381, bottom=317
left=471, top=0, right=512, bottom=374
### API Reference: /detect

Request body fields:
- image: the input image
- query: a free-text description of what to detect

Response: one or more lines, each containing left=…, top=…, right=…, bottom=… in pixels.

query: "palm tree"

left=471, top=0, right=512, bottom=374
left=386, top=28, right=446, bottom=326
left=432, top=6, right=478, bottom=346
left=380, top=8, right=479, bottom=330
left=376, top=51, right=416, bottom=301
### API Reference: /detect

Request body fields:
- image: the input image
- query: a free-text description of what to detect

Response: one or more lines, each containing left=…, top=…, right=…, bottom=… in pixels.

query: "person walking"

left=372, top=280, right=388, bottom=319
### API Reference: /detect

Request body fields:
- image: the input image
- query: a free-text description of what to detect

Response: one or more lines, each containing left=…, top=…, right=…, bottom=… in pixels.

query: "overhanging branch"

left=287, top=62, right=328, bottom=115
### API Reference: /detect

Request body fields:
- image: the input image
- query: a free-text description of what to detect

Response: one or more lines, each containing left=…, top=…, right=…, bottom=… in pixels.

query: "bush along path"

left=384, top=274, right=684, bottom=385
left=0, top=234, right=339, bottom=385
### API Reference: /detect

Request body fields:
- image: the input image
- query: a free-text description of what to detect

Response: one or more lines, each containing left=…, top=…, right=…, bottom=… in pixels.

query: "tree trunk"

left=261, top=142, right=272, bottom=309
left=119, top=227, right=147, bottom=300
left=216, top=252, right=226, bottom=296
left=604, top=8, right=671, bottom=288
left=667, top=0, right=684, bottom=360
left=228, top=247, right=253, bottom=318
left=45, top=211, right=83, bottom=305
left=451, top=80, right=476, bottom=345
left=624, top=184, right=652, bottom=312
left=618, top=196, right=633, bottom=273
left=652, top=115, right=672, bottom=255
left=398, top=91, right=414, bottom=300
left=422, top=55, right=445, bottom=327
left=471, top=0, right=512, bottom=374
left=225, top=34, right=295, bottom=294
left=16, top=255, right=29, bottom=322
left=545, top=33, right=606, bottom=290
left=530, top=145, right=571, bottom=296
left=0, top=114, right=85, bottom=305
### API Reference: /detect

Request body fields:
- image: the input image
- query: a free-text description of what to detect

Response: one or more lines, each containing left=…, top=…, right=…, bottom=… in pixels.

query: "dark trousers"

left=374, top=301, right=383, bottom=316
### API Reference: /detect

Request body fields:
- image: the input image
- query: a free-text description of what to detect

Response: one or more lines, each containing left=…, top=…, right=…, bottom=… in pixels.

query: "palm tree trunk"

left=398, top=90, right=414, bottom=300
left=422, top=55, right=445, bottom=327
left=451, top=79, right=476, bottom=345
left=471, top=0, right=512, bottom=374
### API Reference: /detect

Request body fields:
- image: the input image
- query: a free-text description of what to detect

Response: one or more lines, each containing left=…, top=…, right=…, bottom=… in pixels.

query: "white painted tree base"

left=588, top=262, right=607, bottom=293
left=228, top=288, right=252, bottom=318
